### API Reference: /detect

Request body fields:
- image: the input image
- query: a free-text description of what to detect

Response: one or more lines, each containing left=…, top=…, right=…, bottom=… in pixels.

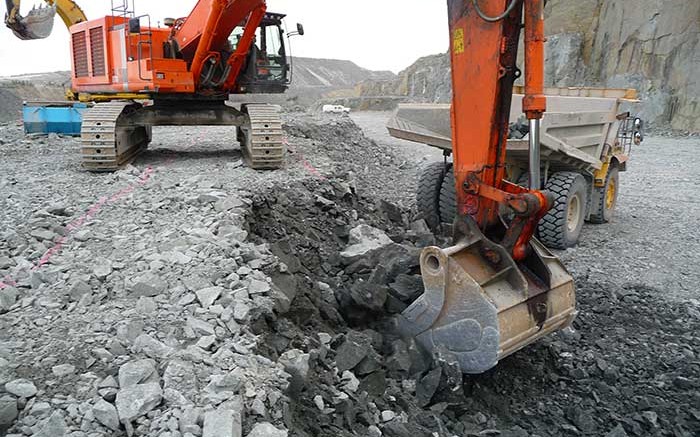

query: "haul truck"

left=388, top=87, right=644, bottom=249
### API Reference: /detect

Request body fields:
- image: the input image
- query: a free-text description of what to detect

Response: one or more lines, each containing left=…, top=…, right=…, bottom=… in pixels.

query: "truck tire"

left=439, top=165, right=456, bottom=226
left=589, top=166, right=620, bottom=224
left=416, top=162, right=449, bottom=231
left=538, top=172, right=588, bottom=249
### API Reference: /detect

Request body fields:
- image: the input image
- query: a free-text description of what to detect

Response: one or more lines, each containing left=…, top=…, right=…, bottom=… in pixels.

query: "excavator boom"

left=4, top=0, right=86, bottom=39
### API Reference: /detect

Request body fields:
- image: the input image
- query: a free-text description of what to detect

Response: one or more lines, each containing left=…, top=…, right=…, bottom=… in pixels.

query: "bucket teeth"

left=240, top=104, right=286, bottom=170
left=9, top=5, right=56, bottom=40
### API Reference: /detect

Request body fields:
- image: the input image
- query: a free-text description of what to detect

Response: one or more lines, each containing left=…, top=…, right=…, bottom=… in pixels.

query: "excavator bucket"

left=7, top=5, right=56, bottom=40
left=398, top=221, right=577, bottom=374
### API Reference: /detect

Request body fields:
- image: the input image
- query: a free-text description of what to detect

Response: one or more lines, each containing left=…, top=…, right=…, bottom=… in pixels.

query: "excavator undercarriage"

left=80, top=100, right=285, bottom=171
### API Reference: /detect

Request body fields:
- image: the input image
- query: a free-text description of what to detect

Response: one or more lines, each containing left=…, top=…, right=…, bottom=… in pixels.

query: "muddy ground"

left=0, top=112, right=698, bottom=437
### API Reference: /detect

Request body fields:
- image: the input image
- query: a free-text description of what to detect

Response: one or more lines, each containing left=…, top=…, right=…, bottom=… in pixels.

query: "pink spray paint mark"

left=0, top=164, right=159, bottom=291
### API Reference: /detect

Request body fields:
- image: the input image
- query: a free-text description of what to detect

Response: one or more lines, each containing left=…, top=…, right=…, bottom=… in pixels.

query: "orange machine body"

left=68, top=0, right=268, bottom=97
left=70, top=16, right=195, bottom=95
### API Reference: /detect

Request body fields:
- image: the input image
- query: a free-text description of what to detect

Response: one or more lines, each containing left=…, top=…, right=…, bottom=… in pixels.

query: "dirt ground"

left=0, top=111, right=698, bottom=437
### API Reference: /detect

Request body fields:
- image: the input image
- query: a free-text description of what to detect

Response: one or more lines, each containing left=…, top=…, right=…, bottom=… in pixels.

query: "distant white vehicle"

left=322, top=105, right=351, bottom=114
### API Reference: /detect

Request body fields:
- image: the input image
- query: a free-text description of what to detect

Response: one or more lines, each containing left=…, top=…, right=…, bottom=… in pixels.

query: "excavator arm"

left=5, top=0, right=86, bottom=40
left=397, top=0, right=577, bottom=374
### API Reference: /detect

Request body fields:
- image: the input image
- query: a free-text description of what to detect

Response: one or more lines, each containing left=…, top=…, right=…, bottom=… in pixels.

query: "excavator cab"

left=4, top=0, right=56, bottom=39
left=235, top=12, right=295, bottom=94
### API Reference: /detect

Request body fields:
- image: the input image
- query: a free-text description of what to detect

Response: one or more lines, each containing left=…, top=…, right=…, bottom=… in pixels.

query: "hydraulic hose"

left=471, top=0, right=522, bottom=22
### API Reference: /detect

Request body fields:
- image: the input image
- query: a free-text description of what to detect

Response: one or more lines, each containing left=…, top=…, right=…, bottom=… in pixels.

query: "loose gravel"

left=0, top=112, right=697, bottom=437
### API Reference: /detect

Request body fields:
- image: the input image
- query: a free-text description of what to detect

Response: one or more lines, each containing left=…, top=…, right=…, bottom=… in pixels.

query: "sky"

left=0, top=0, right=448, bottom=76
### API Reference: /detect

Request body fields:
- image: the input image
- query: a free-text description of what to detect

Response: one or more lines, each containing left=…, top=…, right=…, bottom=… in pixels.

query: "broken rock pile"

left=247, top=176, right=700, bottom=437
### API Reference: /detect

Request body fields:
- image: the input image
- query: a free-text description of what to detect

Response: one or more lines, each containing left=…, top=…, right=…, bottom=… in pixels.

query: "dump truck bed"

left=387, top=87, right=636, bottom=174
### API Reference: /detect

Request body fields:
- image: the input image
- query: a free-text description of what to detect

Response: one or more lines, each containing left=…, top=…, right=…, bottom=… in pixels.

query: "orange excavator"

left=7, top=0, right=576, bottom=374
left=5, top=0, right=304, bottom=170
left=397, top=0, right=576, bottom=373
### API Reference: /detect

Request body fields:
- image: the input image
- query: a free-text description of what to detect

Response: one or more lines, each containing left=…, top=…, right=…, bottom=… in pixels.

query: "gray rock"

left=187, top=317, right=216, bottom=336
left=381, top=410, right=396, bottom=422
left=119, top=359, right=158, bottom=388
left=233, top=302, right=251, bottom=321
left=0, top=287, right=18, bottom=312
left=248, top=279, right=270, bottom=295
left=5, top=379, right=37, bottom=398
left=115, top=382, right=163, bottom=422
left=163, top=359, right=195, bottom=385
left=313, top=395, right=324, bottom=411
left=133, top=333, right=173, bottom=359
left=98, top=375, right=119, bottom=389
left=340, top=225, right=393, bottom=262
left=335, top=331, right=373, bottom=373
left=93, top=399, right=120, bottom=431
left=98, top=387, right=118, bottom=403
left=136, top=296, right=157, bottom=314
left=605, top=424, right=629, bottom=437
left=278, top=349, right=310, bottom=392
left=205, top=370, right=244, bottom=395
left=28, top=402, right=51, bottom=417
left=215, top=196, right=245, bottom=212
left=196, top=286, right=223, bottom=309
left=179, top=406, right=203, bottom=435
left=340, top=371, right=360, bottom=393
left=30, top=228, right=55, bottom=242
left=202, top=406, right=243, bottom=437
left=0, top=395, right=18, bottom=427
left=130, top=272, right=168, bottom=297
left=416, top=367, right=442, bottom=407
left=68, top=281, right=91, bottom=302
left=46, top=203, right=69, bottom=216
left=388, top=274, right=423, bottom=301
left=367, top=425, right=382, bottom=437
left=34, top=411, right=67, bottom=437
left=196, top=335, right=216, bottom=350
left=163, top=388, right=191, bottom=407
left=92, top=258, right=113, bottom=279
left=246, top=422, right=288, bottom=437
left=350, top=279, right=387, bottom=311
left=199, top=191, right=227, bottom=204
left=51, top=364, right=76, bottom=378
left=0, top=256, right=13, bottom=270
left=183, top=275, right=212, bottom=292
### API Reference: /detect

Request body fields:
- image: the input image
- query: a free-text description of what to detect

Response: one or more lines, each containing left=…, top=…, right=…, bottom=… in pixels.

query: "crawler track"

left=240, top=104, right=285, bottom=170
left=80, top=101, right=151, bottom=172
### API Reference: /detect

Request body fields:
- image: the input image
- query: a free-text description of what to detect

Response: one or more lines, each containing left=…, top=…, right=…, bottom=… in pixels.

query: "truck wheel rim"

left=567, top=194, right=581, bottom=233
left=606, top=178, right=616, bottom=210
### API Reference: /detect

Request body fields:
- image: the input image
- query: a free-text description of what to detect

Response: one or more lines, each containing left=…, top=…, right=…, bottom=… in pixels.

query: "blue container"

left=23, top=102, right=90, bottom=136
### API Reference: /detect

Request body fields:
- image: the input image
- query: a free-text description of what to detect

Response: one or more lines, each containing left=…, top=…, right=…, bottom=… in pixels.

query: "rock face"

left=291, top=57, right=395, bottom=89
left=358, top=1, right=699, bottom=132
left=586, top=0, right=699, bottom=131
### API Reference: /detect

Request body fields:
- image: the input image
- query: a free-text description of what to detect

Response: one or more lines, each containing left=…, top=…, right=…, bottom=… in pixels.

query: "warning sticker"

left=453, top=28, right=465, bottom=54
